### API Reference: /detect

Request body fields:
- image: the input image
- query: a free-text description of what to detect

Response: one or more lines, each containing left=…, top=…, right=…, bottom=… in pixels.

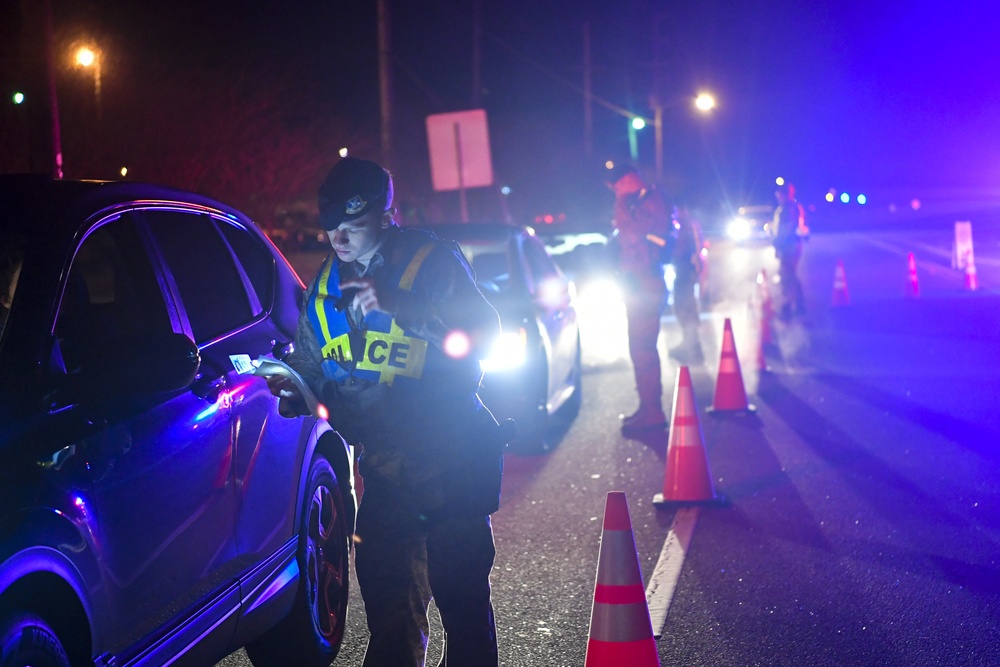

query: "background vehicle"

left=419, top=222, right=582, bottom=454
left=0, top=175, right=354, bottom=667
left=725, top=203, right=774, bottom=243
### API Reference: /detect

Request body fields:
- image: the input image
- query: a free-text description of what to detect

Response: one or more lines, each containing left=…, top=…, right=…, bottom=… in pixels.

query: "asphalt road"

left=219, top=219, right=1000, bottom=666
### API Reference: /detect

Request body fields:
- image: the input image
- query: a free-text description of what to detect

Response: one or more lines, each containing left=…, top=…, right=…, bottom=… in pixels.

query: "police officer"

left=772, top=182, right=808, bottom=319
left=668, top=205, right=705, bottom=364
left=606, top=164, right=673, bottom=435
left=269, top=157, right=504, bottom=666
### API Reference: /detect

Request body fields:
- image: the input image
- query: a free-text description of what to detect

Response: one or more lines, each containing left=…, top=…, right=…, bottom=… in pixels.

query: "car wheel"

left=245, top=455, right=350, bottom=667
left=0, top=613, right=70, bottom=667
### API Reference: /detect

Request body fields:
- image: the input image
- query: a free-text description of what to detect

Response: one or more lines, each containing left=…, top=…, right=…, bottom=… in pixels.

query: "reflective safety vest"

left=307, top=242, right=436, bottom=387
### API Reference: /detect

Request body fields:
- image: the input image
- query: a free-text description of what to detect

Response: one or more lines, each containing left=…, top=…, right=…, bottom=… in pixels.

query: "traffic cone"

left=756, top=269, right=774, bottom=344
left=964, top=250, right=978, bottom=291
left=654, top=366, right=719, bottom=505
left=585, top=492, right=660, bottom=667
left=906, top=253, right=920, bottom=298
left=708, top=318, right=755, bottom=414
left=832, top=260, right=850, bottom=306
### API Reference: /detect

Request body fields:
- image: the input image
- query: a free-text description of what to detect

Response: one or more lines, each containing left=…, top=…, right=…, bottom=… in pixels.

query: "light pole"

left=74, top=45, right=102, bottom=122
left=648, top=91, right=717, bottom=183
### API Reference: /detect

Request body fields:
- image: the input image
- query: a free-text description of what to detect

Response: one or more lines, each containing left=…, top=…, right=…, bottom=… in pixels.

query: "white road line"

left=645, top=506, right=699, bottom=638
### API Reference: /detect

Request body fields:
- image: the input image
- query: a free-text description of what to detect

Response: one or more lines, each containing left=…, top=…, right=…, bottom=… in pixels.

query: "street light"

left=628, top=114, right=649, bottom=161
left=694, top=92, right=716, bottom=113
left=74, top=45, right=102, bottom=121
left=650, top=91, right=718, bottom=181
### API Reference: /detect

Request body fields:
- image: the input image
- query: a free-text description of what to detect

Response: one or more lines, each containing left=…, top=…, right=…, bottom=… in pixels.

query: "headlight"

left=576, top=277, right=621, bottom=313
left=481, top=327, right=527, bottom=372
left=727, top=217, right=751, bottom=241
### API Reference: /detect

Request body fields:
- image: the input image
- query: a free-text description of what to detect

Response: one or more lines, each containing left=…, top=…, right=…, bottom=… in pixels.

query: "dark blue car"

left=0, top=176, right=354, bottom=666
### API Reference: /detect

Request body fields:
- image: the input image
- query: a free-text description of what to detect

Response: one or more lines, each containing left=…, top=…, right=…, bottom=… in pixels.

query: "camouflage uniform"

left=289, top=224, right=504, bottom=666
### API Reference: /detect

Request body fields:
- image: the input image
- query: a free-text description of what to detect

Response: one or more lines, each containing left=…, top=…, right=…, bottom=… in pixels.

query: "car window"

left=56, top=217, right=171, bottom=373
left=217, top=218, right=276, bottom=310
left=142, top=210, right=258, bottom=345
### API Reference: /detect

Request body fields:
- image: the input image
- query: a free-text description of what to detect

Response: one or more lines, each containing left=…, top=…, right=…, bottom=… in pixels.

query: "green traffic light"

left=12, top=92, right=24, bottom=104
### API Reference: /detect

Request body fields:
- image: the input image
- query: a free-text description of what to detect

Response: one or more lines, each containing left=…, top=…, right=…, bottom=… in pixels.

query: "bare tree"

left=61, top=59, right=376, bottom=224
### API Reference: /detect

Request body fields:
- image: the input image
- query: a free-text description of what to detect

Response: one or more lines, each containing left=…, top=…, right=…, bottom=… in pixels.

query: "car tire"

left=0, top=612, right=70, bottom=667
left=245, top=455, right=350, bottom=667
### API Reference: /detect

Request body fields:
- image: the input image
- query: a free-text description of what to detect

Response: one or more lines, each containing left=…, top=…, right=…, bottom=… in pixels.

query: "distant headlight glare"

left=727, top=217, right=751, bottom=241
left=481, top=328, right=527, bottom=372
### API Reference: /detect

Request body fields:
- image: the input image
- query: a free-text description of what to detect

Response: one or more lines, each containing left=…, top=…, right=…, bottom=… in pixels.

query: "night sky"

left=5, top=0, right=1000, bottom=224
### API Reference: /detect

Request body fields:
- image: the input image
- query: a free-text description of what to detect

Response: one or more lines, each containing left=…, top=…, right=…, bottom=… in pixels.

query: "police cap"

left=318, top=157, right=393, bottom=230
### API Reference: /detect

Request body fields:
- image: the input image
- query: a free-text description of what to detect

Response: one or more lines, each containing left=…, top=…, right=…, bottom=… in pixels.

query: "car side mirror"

left=57, top=332, right=201, bottom=405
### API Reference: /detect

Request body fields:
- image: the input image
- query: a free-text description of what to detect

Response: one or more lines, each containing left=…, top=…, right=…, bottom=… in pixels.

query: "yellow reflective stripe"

left=322, top=333, right=352, bottom=362
left=355, top=321, right=428, bottom=386
left=398, top=243, right=434, bottom=292
left=314, top=259, right=353, bottom=362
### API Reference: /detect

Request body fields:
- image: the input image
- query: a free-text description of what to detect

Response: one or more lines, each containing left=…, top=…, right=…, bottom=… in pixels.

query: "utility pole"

left=377, top=0, right=393, bottom=167
left=472, top=0, right=482, bottom=108
left=19, top=0, right=63, bottom=178
left=583, top=21, right=593, bottom=157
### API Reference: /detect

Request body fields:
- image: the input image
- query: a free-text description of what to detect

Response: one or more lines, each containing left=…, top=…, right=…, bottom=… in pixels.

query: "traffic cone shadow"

left=585, top=492, right=660, bottom=667
left=654, top=366, right=723, bottom=506
left=832, top=260, right=850, bottom=306
left=707, top=318, right=756, bottom=415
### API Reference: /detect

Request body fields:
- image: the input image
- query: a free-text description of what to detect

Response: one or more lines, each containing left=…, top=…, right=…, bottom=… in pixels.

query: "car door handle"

left=192, top=375, right=226, bottom=402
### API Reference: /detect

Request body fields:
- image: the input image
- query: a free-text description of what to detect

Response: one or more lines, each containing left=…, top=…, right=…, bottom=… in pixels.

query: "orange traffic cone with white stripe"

left=964, top=250, right=978, bottom=291
left=654, top=366, right=719, bottom=505
left=832, top=260, right=850, bottom=306
left=708, top=318, right=755, bottom=414
left=585, top=492, right=660, bottom=667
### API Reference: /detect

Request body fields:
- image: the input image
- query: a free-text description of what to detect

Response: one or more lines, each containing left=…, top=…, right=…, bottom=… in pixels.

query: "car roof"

left=0, top=174, right=248, bottom=244
left=415, top=222, right=527, bottom=244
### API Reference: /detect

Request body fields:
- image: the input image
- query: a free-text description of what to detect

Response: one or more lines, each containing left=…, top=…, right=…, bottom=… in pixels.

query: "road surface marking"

left=645, top=506, right=699, bottom=638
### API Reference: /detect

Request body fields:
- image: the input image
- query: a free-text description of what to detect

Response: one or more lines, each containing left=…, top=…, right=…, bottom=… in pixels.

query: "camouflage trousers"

left=355, top=474, right=498, bottom=667
left=624, top=287, right=666, bottom=410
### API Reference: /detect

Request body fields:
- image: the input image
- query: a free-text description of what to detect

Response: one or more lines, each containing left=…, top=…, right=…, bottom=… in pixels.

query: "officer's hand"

left=264, top=375, right=309, bottom=418
left=340, top=278, right=384, bottom=316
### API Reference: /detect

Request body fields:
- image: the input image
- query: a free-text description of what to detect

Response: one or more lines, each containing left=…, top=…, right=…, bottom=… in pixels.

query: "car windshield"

left=452, top=239, right=512, bottom=293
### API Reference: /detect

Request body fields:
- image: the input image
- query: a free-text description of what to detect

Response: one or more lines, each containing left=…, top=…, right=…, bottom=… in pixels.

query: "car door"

left=139, top=209, right=305, bottom=593
left=51, top=212, right=240, bottom=659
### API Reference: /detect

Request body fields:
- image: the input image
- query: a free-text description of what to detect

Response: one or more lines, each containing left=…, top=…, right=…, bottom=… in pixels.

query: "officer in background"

left=606, top=164, right=674, bottom=436
left=268, top=157, right=505, bottom=666
left=771, top=182, right=808, bottom=319
left=668, top=205, right=705, bottom=364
